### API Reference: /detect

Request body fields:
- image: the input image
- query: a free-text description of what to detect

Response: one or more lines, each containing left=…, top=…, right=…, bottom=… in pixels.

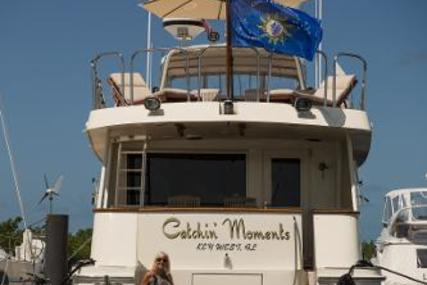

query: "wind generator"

left=38, top=175, right=64, bottom=214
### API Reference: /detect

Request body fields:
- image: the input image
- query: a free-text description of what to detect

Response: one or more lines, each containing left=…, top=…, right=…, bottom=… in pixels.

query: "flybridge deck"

left=90, top=44, right=367, bottom=110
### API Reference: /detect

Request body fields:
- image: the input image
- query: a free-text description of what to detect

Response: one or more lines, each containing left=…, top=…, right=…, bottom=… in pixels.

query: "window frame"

left=144, top=152, right=248, bottom=207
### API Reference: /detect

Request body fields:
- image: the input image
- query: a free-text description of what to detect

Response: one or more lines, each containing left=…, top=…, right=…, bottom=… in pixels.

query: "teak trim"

left=93, top=207, right=304, bottom=214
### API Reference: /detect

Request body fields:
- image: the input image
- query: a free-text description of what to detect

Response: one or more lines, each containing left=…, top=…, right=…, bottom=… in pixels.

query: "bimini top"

left=143, top=0, right=309, bottom=20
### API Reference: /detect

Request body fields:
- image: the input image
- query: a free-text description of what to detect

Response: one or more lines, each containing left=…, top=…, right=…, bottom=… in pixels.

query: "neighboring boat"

left=375, top=188, right=427, bottom=284
left=73, top=2, right=382, bottom=285
left=0, top=229, right=45, bottom=285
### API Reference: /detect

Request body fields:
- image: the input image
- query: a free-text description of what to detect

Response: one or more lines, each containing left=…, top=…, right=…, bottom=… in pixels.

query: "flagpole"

left=318, top=0, right=323, bottom=87
left=315, top=0, right=323, bottom=88
left=314, top=0, right=318, bottom=87
left=146, top=12, right=152, bottom=90
left=226, top=0, right=234, bottom=100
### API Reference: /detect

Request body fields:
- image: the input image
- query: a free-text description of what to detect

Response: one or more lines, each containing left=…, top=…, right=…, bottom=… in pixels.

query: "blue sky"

left=0, top=0, right=426, bottom=241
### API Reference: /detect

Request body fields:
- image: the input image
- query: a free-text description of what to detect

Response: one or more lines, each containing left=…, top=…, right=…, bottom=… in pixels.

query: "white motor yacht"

left=376, top=188, right=427, bottom=284
left=73, top=2, right=383, bottom=285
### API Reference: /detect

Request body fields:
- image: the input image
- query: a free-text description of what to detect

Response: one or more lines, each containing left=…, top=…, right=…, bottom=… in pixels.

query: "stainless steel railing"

left=333, top=52, right=368, bottom=109
left=90, top=47, right=368, bottom=110
left=90, top=52, right=125, bottom=109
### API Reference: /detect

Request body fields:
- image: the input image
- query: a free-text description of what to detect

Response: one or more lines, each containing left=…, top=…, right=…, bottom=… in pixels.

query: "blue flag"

left=231, top=0, right=323, bottom=61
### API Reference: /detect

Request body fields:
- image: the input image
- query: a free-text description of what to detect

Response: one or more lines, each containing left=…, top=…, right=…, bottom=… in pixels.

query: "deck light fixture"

left=144, top=96, right=161, bottom=111
left=223, top=100, right=234, bottom=115
left=294, top=97, right=312, bottom=112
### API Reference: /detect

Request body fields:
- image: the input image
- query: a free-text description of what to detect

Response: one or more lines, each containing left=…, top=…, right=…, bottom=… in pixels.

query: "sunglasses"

left=155, top=257, right=168, bottom=263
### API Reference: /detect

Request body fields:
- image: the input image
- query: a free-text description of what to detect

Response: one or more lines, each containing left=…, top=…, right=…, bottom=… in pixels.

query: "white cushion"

left=109, top=73, right=150, bottom=102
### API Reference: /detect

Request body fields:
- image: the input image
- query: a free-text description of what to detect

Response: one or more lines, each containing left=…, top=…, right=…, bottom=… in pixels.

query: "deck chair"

left=192, top=88, right=220, bottom=101
left=108, top=73, right=151, bottom=106
left=268, top=88, right=296, bottom=102
left=167, top=195, right=201, bottom=207
left=224, top=196, right=257, bottom=208
left=153, top=88, right=195, bottom=102
left=244, top=88, right=267, bottom=101
left=244, top=88, right=295, bottom=102
left=296, top=74, right=357, bottom=107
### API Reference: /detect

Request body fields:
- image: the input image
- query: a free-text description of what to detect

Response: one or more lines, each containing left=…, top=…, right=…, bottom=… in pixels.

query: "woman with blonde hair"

left=141, top=252, right=174, bottom=285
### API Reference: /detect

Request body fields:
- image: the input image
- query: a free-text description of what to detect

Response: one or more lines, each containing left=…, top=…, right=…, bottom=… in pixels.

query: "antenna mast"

left=0, top=95, right=28, bottom=229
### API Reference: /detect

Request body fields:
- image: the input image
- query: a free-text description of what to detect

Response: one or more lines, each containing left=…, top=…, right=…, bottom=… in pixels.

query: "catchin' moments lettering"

left=162, top=217, right=290, bottom=241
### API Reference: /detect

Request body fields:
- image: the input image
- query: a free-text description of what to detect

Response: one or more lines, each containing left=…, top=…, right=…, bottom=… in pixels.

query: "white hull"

left=377, top=243, right=427, bottom=285
left=376, top=188, right=427, bottom=285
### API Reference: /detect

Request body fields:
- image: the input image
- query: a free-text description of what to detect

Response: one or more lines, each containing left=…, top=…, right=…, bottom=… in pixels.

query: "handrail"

left=89, top=48, right=368, bottom=110
left=333, top=52, right=368, bottom=109
left=130, top=47, right=192, bottom=103
left=90, top=52, right=125, bottom=109
left=196, top=46, right=261, bottom=101
left=130, top=47, right=171, bottom=104
left=196, top=46, right=211, bottom=100
left=316, top=50, right=328, bottom=107
left=388, top=204, right=427, bottom=235
left=266, top=52, right=273, bottom=102
left=163, top=47, right=192, bottom=102
left=253, top=48, right=261, bottom=102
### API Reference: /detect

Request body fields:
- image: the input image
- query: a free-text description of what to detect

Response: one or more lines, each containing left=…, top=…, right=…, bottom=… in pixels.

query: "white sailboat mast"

left=0, top=96, right=28, bottom=229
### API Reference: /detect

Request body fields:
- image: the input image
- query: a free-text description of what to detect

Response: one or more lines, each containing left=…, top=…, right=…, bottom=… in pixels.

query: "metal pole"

left=146, top=12, right=152, bottom=91
left=315, top=0, right=323, bottom=88
left=267, top=53, right=273, bottom=102
left=319, top=0, right=323, bottom=86
left=149, top=42, right=154, bottom=89
left=226, top=0, right=234, bottom=100
left=315, top=0, right=318, bottom=88
left=45, top=214, right=68, bottom=285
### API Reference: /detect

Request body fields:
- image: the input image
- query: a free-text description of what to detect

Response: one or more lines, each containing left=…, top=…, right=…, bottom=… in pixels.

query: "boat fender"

left=337, top=273, right=355, bottom=285
left=338, top=259, right=427, bottom=285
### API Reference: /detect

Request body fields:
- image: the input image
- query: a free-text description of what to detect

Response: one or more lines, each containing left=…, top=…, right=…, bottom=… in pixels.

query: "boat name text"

left=162, top=217, right=291, bottom=241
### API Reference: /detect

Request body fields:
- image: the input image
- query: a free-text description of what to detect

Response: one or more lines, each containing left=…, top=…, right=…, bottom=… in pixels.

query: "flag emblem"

left=259, top=14, right=294, bottom=44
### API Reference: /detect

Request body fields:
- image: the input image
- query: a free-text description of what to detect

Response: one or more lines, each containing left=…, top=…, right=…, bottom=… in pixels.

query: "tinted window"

left=145, top=153, right=246, bottom=206
left=418, top=249, right=427, bottom=268
left=411, top=192, right=427, bottom=220
left=271, top=159, right=300, bottom=207
left=392, top=196, right=400, bottom=213
left=383, top=197, right=392, bottom=223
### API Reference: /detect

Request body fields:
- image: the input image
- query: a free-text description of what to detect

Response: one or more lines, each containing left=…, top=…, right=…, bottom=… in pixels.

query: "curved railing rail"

left=389, top=205, right=427, bottom=238
left=90, top=52, right=125, bottom=109
left=315, top=50, right=329, bottom=107
left=333, top=52, right=368, bottom=110
left=89, top=48, right=368, bottom=111
left=130, top=47, right=192, bottom=103
left=196, top=46, right=262, bottom=101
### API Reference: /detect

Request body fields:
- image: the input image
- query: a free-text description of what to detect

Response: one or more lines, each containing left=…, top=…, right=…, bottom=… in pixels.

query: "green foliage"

left=0, top=216, right=92, bottom=266
left=68, top=228, right=92, bottom=266
left=0, top=216, right=23, bottom=254
left=362, top=240, right=377, bottom=260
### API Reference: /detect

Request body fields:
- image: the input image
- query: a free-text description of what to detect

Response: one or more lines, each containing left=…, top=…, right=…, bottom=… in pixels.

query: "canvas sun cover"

left=143, top=0, right=309, bottom=20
